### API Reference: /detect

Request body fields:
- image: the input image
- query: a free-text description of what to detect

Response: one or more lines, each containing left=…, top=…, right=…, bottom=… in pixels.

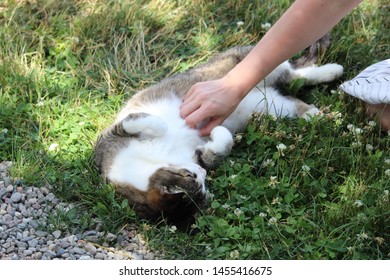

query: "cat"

left=94, top=45, right=343, bottom=228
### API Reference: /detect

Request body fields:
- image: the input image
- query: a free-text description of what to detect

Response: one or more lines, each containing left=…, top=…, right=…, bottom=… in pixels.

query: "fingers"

left=199, top=117, right=223, bottom=136
left=183, top=104, right=205, bottom=129
left=180, top=97, right=200, bottom=120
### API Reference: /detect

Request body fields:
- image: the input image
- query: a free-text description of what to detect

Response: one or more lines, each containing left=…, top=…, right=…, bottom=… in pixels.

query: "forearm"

left=226, top=0, right=362, bottom=97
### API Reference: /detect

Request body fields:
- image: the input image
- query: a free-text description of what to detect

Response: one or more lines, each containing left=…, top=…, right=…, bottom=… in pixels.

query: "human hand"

left=180, top=77, right=244, bottom=136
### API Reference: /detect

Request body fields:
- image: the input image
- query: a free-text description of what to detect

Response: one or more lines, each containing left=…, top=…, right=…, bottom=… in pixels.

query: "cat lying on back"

left=94, top=45, right=343, bottom=228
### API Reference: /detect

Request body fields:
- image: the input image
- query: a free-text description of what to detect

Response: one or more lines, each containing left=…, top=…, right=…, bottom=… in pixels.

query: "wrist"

left=222, top=72, right=251, bottom=101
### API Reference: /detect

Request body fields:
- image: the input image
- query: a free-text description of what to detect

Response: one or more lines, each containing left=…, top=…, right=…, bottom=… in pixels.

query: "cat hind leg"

left=294, top=99, right=321, bottom=120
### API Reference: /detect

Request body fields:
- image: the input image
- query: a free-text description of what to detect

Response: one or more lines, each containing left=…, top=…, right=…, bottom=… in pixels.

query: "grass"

left=0, top=0, right=389, bottom=259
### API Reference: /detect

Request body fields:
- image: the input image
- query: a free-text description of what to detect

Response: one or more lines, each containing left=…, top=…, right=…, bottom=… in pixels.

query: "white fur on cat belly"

left=294, top=64, right=344, bottom=84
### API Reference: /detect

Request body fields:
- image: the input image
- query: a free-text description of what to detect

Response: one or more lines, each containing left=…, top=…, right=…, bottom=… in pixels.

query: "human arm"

left=180, top=0, right=362, bottom=136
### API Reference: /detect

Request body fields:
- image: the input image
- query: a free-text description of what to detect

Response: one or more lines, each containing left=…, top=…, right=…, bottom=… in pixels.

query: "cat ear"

left=161, top=185, right=185, bottom=195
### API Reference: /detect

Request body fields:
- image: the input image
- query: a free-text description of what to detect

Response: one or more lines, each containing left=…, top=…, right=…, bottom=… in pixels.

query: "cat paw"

left=317, top=63, right=344, bottom=82
left=195, top=126, right=233, bottom=170
left=302, top=107, right=322, bottom=120
left=204, top=126, right=234, bottom=153
left=195, top=147, right=222, bottom=170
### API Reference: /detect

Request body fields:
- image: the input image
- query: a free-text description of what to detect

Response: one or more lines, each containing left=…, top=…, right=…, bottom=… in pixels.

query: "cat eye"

left=188, top=173, right=197, bottom=179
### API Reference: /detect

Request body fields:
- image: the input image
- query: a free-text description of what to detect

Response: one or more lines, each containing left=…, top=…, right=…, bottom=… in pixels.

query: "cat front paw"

left=122, top=113, right=167, bottom=137
left=204, top=126, right=234, bottom=153
left=195, top=126, right=233, bottom=170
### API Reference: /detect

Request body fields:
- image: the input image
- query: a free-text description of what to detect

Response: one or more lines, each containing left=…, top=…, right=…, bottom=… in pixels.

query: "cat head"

left=115, top=164, right=208, bottom=229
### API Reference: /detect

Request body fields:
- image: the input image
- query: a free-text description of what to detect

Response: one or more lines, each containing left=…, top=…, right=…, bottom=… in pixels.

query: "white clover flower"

left=366, top=144, right=374, bottom=151
left=347, top=124, right=355, bottom=131
left=78, top=121, right=85, bottom=126
left=368, top=121, right=376, bottom=127
left=261, top=22, right=272, bottom=30
left=276, top=143, right=287, bottom=156
left=259, top=212, right=267, bottom=218
left=48, top=143, right=59, bottom=151
left=169, top=225, right=177, bottom=233
left=262, top=159, right=275, bottom=168
left=236, top=21, right=244, bottom=27
left=354, top=128, right=363, bottom=135
left=222, top=203, right=230, bottom=209
left=268, top=176, right=279, bottom=187
left=351, top=141, right=362, bottom=148
left=268, top=217, right=277, bottom=225
left=333, top=111, right=342, bottom=119
left=357, top=232, right=369, bottom=241
left=71, top=36, right=80, bottom=44
left=230, top=174, right=237, bottom=179
left=330, top=90, right=337, bottom=94
left=1, top=128, right=8, bottom=134
left=383, top=190, right=389, bottom=202
left=271, top=197, right=280, bottom=205
left=301, top=164, right=311, bottom=173
left=276, top=143, right=287, bottom=151
left=230, top=250, right=240, bottom=259
left=385, top=159, right=390, bottom=165
left=36, top=98, right=45, bottom=107
left=385, top=169, right=390, bottom=177
left=354, top=200, right=364, bottom=207
left=234, top=208, right=243, bottom=217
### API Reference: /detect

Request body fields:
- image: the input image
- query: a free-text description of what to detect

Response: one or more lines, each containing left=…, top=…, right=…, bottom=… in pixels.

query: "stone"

left=73, top=247, right=86, bottom=255
left=52, top=230, right=61, bottom=239
left=95, top=252, right=106, bottom=260
left=28, top=239, right=39, bottom=248
left=106, top=233, right=117, bottom=242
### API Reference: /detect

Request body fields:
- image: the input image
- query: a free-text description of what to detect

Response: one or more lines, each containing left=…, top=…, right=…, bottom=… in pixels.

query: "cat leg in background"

left=292, top=63, right=344, bottom=85
left=195, top=126, right=233, bottom=170
left=121, top=113, right=168, bottom=139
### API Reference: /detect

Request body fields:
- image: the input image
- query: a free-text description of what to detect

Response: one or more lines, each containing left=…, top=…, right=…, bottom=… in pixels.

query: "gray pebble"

left=52, top=230, right=61, bottom=239
left=73, top=247, right=86, bottom=255
left=24, top=249, right=33, bottom=256
left=0, top=188, right=8, bottom=198
left=28, top=239, right=39, bottom=248
left=106, top=233, right=117, bottom=242
left=95, top=252, right=106, bottom=260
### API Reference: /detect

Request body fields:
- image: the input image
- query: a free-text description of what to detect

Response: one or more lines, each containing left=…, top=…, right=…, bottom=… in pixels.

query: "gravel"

left=0, top=161, right=159, bottom=260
